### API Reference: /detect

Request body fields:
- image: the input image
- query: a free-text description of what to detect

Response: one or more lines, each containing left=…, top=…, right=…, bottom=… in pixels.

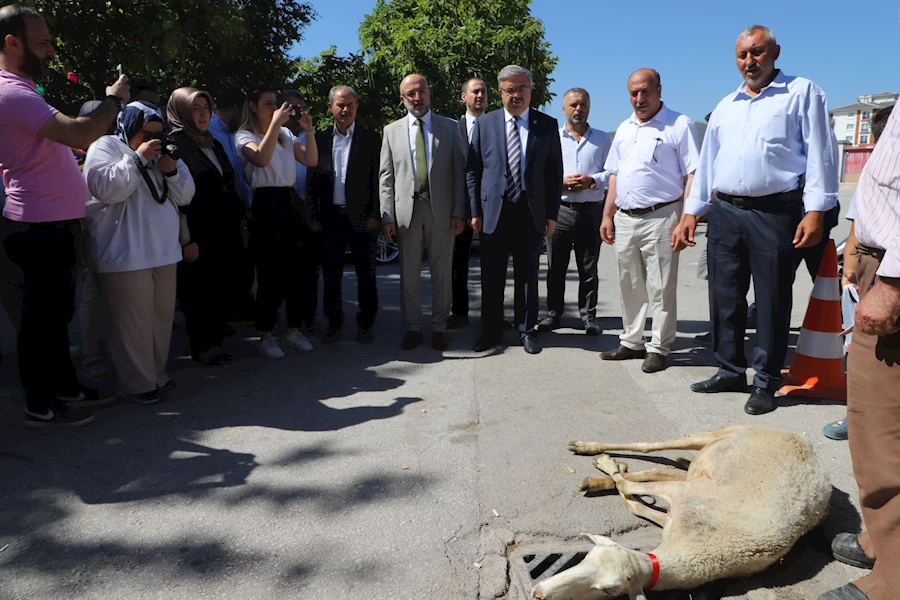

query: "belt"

left=618, top=199, right=680, bottom=218
left=717, top=188, right=803, bottom=209
left=855, top=244, right=885, bottom=262
left=560, top=201, right=600, bottom=210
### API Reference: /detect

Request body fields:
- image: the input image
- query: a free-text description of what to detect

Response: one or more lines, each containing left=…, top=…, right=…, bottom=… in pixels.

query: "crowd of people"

left=1, top=5, right=898, bottom=598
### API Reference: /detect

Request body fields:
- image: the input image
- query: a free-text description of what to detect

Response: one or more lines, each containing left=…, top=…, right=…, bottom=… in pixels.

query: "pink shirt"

left=855, top=106, right=900, bottom=278
left=0, top=69, right=87, bottom=223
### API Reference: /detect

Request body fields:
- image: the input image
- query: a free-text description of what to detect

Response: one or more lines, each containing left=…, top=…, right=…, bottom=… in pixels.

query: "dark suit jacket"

left=170, top=133, right=244, bottom=252
left=306, top=123, right=381, bottom=231
left=466, top=108, right=563, bottom=235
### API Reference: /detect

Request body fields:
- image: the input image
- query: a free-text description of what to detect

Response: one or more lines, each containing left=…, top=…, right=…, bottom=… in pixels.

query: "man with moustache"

left=448, top=77, right=488, bottom=330
left=0, top=4, right=129, bottom=428
left=307, top=86, right=381, bottom=344
left=468, top=65, right=563, bottom=355
left=380, top=74, right=467, bottom=351
left=538, top=87, right=611, bottom=337
left=673, top=25, right=838, bottom=415
left=600, top=70, right=699, bottom=372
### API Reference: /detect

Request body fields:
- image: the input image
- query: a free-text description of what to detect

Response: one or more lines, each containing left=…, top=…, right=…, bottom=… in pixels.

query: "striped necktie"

left=506, top=115, right=522, bottom=201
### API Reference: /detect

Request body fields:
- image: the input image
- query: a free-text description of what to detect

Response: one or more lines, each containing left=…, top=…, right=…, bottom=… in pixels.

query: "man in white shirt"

left=448, top=77, right=487, bottom=330
left=674, top=25, right=838, bottom=415
left=538, top=88, right=610, bottom=337
left=380, top=74, right=467, bottom=351
left=600, top=69, right=699, bottom=373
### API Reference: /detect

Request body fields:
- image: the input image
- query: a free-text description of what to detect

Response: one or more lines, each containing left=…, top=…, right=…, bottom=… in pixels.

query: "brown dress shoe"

left=600, top=345, right=647, bottom=361
left=641, top=352, right=666, bottom=373
left=432, top=331, right=449, bottom=351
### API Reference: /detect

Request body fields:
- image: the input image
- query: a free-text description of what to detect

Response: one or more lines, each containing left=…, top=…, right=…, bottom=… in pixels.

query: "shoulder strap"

left=131, top=152, right=169, bottom=204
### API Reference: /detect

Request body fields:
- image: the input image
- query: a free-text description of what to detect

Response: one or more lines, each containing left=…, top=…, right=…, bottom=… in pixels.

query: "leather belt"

left=618, top=199, right=680, bottom=218
left=855, top=244, right=885, bottom=262
left=717, top=188, right=803, bottom=209
left=560, top=201, right=600, bottom=210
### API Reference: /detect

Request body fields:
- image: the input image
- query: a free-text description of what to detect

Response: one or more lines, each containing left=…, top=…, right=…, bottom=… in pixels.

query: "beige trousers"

left=96, top=265, right=177, bottom=394
left=613, top=202, right=680, bottom=356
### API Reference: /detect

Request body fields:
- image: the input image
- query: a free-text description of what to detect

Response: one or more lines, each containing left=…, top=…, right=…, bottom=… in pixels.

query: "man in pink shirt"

left=0, top=5, right=129, bottom=428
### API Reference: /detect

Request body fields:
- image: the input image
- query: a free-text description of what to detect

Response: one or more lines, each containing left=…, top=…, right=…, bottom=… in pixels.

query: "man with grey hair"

left=467, top=64, right=563, bottom=354
left=307, top=85, right=382, bottom=344
left=380, top=74, right=467, bottom=351
left=674, top=24, right=838, bottom=415
left=538, top=87, right=611, bottom=337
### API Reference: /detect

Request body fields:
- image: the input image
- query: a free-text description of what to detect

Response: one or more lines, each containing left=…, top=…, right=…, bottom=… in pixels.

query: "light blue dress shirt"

left=560, top=125, right=611, bottom=203
left=685, top=71, right=838, bottom=217
left=293, top=130, right=307, bottom=200
left=209, top=113, right=252, bottom=207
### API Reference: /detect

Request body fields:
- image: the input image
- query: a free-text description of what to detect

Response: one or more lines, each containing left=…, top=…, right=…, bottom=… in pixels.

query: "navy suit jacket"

left=466, top=108, right=563, bottom=235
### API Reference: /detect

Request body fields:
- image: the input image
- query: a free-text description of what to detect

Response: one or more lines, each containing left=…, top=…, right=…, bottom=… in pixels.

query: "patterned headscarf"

left=167, top=87, right=215, bottom=149
left=115, top=100, right=164, bottom=147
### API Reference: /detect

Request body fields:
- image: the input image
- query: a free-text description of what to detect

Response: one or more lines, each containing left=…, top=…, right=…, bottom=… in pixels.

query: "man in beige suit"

left=380, top=74, right=467, bottom=350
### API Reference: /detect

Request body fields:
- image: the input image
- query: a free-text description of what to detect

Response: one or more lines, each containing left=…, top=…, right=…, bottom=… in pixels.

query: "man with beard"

left=380, top=74, right=467, bottom=351
left=538, top=87, right=611, bottom=338
left=0, top=5, right=130, bottom=428
left=673, top=25, right=838, bottom=415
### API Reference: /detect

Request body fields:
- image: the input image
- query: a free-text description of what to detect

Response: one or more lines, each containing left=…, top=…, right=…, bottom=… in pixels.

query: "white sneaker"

left=285, top=329, right=314, bottom=352
left=259, top=336, right=285, bottom=359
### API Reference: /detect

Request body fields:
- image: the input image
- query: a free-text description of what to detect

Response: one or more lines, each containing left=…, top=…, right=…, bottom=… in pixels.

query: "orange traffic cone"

left=778, top=239, right=846, bottom=401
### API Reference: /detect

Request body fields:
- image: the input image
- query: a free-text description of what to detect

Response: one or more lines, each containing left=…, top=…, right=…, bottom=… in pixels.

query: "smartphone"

left=116, top=64, right=123, bottom=78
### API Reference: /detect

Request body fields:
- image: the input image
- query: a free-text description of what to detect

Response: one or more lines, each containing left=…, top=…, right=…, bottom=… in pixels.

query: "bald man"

left=380, top=74, right=467, bottom=351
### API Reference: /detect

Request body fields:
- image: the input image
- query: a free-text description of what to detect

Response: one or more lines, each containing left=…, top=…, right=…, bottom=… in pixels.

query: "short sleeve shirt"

left=234, top=127, right=298, bottom=190
left=0, top=70, right=88, bottom=222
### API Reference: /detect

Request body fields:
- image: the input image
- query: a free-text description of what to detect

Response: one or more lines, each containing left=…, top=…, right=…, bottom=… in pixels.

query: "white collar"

left=503, top=107, right=530, bottom=125
left=334, top=121, right=356, bottom=139
left=561, top=124, right=593, bottom=140
left=628, top=103, right=668, bottom=126
left=736, top=69, right=788, bottom=97
left=408, top=110, right=433, bottom=128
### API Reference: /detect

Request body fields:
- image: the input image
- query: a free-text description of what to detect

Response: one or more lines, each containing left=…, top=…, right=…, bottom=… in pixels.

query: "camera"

left=289, top=106, right=308, bottom=120
left=150, top=134, right=185, bottom=161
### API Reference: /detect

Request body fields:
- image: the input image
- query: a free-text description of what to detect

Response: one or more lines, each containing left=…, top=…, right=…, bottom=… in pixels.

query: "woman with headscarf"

left=82, top=101, right=195, bottom=405
left=166, top=87, right=244, bottom=365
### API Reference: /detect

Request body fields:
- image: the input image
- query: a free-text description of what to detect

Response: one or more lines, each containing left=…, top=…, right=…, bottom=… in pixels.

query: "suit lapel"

left=321, top=126, right=335, bottom=180
left=495, top=111, right=508, bottom=165
left=428, top=117, right=440, bottom=174
left=348, top=124, right=362, bottom=176
left=525, top=112, right=539, bottom=171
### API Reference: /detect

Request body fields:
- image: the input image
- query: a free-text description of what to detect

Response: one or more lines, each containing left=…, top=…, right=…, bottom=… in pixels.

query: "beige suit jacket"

left=379, top=112, right=466, bottom=229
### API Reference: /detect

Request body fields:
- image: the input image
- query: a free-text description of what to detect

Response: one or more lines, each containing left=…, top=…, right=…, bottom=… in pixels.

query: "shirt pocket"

left=638, top=136, right=664, bottom=165
left=761, top=114, right=788, bottom=144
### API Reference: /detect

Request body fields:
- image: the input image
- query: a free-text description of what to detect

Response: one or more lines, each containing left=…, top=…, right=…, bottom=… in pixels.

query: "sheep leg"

left=579, top=469, right=687, bottom=493
left=568, top=429, right=732, bottom=456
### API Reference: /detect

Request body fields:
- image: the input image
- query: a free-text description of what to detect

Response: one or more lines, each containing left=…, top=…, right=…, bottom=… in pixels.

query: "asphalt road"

left=0, top=187, right=866, bottom=600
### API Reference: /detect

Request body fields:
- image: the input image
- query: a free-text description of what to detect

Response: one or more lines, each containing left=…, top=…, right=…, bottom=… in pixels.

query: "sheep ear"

left=629, top=590, right=648, bottom=600
left=580, top=533, right=618, bottom=546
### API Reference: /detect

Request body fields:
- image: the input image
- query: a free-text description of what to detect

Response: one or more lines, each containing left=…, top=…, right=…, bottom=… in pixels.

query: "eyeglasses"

left=499, top=85, right=531, bottom=96
left=401, top=89, right=429, bottom=100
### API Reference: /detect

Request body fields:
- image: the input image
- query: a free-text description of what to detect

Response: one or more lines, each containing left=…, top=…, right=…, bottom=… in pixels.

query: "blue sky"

left=293, top=0, right=900, bottom=131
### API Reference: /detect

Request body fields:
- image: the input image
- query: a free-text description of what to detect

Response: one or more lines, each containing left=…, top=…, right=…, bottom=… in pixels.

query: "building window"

left=846, top=123, right=854, bottom=130
left=862, top=111, right=872, bottom=120
left=860, top=135, right=870, bottom=144
left=861, top=123, right=871, bottom=132
left=845, top=136, right=853, bottom=143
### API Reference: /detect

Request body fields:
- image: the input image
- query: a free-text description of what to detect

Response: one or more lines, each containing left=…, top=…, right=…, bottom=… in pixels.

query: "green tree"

left=294, top=0, right=556, bottom=133
left=19, top=0, right=313, bottom=114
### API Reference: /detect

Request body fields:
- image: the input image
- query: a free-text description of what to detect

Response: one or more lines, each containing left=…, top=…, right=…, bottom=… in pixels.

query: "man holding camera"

left=0, top=5, right=129, bottom=428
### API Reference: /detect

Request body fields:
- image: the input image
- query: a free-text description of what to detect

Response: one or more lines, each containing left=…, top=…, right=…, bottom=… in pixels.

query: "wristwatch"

left=588, top=178, right=597, bottom=190
left=106, top=95, right=126, bottom=111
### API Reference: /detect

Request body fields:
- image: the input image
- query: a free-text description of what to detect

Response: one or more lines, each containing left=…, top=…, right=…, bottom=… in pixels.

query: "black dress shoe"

left=447, top=315, right=469, bottom=330
left=356, top=327, right=373, bottom=344
left=401, top=331, right=423, bottom=350
left=584, top=319, right=600, bottom=337
left=322, top=328, right=342, bottom=345
left=831, top=533, right=875, bottom=569
left=641, top=352, right=666, bottom=373
left=690, top=375, right=747, bottom=393
left=744, top=386, right=776, bottom=415
left=600, top=345, right=646, bottom=361
left=223, top=323, right=237, bottom=337
left=473, top=336, right=501, bottom=352
left=818, top=583, right=868, bottom=600
left=503, top=319, right=514, bottom=331
left=536, top=316, right=561, bottom=332
left=522, top=335, right=542, bottom=354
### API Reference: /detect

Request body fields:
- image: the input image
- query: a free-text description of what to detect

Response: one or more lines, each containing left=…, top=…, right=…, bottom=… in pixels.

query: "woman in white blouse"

left=235, top=86, right=318, bottom=359
left=83, top=101, right=195, bottom=404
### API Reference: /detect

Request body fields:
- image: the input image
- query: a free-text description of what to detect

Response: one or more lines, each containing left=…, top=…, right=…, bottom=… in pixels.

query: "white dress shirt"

left=331, top=123, right=355, bottom=206
left=464, top=113, right=477, bottom=143
left=560, top=125, right=612, bottom=203
left=605, top=104, right=700, bottom=210
left=685, top=70, right=839, bottom=217
left=407, top=110, right=433, bottom=183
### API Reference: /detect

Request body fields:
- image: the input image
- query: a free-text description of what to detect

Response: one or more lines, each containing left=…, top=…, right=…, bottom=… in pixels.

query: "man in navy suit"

left=467, top=65, right=563, bottom=354
left=306, top=85, right=381, bottom=345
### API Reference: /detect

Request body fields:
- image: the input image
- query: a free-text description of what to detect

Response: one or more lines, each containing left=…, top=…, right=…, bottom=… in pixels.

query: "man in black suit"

left=306, top=85, right=381, bottom=344
left=468, top=65, right=563, bottom=354
left=449, top=77, right=487, bottom=330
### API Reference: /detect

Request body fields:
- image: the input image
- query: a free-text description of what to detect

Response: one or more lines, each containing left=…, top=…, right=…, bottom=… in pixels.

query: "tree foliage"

left=294, top=0, right=557, bottom=133
left=21, top=0, right=313, bottom=114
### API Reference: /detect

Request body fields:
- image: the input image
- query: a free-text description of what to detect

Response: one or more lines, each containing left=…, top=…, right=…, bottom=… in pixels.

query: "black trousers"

left=250, top=187, right=305, bottom=333
left=321, top=208, right=378, bottom=330
left=545, top=202, right=602, bottom=322
left=451, top=227, right=473, bottom=318
left=297, top=216, right=322, bottom=326
left=2, top=218, right=80, bottom=412
left=177, top=249, right=226, bottom=356
left=708, top=199, right=802, bottom=390
left=479, top=199, right=542, bottom=339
